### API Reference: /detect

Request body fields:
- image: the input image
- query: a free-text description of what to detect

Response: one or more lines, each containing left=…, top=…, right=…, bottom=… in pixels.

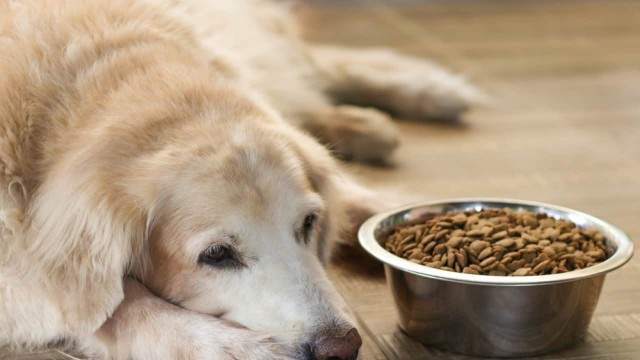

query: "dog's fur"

left=0, top=0, right=479, bottom=358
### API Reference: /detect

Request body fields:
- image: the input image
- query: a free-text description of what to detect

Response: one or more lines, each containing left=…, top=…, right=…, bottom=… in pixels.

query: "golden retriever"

left=0, top=0, right=479, bottom=359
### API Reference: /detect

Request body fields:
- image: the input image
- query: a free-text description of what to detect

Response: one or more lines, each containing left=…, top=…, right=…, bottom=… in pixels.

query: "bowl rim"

left=358, top=197, right=635, bottom=286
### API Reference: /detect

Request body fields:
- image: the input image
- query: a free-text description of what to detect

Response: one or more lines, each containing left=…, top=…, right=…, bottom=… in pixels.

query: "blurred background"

left=297, top=1, right=640, bottom=359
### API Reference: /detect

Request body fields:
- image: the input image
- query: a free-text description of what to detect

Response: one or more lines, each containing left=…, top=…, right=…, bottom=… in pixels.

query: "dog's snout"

left=312, top=328, right=362, bottom=360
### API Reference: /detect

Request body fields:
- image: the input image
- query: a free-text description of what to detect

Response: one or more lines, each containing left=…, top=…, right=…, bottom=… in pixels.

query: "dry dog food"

left=384, top=208, right=608, bottom=276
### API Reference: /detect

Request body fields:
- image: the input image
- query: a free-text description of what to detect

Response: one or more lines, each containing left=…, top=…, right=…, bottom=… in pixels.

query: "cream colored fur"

left=0, top=0, right=477, bottom=358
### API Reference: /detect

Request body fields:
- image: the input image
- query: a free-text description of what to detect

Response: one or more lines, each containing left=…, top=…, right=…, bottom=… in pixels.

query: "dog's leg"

left=0, top=277, right=67, bottom=347
left=333, top=176, right=396, bottom=246
left=298, top=105, right=400, bottom=164
left=311, top=45, right=485, bottom=121
left=320, top=174, right=400, bottom=271
left=82, top=278, right=290, bottom=360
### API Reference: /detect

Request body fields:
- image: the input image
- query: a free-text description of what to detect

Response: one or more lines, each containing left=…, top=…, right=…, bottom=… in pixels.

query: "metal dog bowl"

left=358, top=198, right=634, bottom=358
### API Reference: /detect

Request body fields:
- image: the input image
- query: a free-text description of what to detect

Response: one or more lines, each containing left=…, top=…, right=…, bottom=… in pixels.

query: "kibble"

left=384, top=208, right=609, bottom=276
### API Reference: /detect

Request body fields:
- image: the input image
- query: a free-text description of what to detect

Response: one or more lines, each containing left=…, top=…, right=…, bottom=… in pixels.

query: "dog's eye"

left=302, top=213, right=317, bottom=244
left=200, top=245, right=235, bottom=267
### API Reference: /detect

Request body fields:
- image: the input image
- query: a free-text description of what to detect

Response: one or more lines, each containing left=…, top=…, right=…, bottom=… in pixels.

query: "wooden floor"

left=303, top=1, right=640, bottom=359
left=4, top=0, right=640, bottom=359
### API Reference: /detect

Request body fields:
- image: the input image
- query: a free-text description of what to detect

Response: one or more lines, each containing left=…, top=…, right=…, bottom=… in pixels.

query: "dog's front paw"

left=89, top=315, right=292, bottom=360
left=393, top=62, right=484, bottom=121
left=321, top=105, right=400, bottom=164
left=353, top=50, right=485, bottom=121
left=84, top=279, right=293, bottom=360
left=187, top=322, right=291, bottom=360
left=318, top=46, right=486, bottom=121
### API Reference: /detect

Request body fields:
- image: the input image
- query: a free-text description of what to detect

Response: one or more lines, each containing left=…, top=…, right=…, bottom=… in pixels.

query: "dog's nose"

left=312, top=328, right=362, bottom=360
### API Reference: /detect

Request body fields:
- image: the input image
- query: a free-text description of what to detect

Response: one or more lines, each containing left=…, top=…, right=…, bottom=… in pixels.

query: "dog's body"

left=0, top=0, right=478, bottom=358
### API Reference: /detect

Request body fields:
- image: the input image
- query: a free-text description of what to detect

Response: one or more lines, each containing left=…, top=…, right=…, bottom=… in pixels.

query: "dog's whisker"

left=54, top=349, right=83, bottom=360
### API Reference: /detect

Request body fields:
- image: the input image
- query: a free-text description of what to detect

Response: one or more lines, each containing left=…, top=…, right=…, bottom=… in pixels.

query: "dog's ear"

left=284, top=128, right=385, bottom=262
left=283, top=129, right=338, bottom=263
left=24, top=168, right=147, bottom=336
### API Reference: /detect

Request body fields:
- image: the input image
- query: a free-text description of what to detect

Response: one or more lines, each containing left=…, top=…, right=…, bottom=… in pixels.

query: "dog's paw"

left=156, top=316, right=293, bottom=360
left=90, top=318, right=292, bottom=360
left=212, top=327, right=292, bottom=360
left=85, top=278, right=294, bottom=360
left=321, top=105, right=400, bottom=164
left=389, top=60, right=485, bottom=121
left=321, top=47, right=486, bottom=121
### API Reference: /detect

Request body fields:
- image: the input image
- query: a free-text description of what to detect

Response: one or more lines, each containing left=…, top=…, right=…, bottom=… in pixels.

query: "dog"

left=0, top=0, right=479, bottom=359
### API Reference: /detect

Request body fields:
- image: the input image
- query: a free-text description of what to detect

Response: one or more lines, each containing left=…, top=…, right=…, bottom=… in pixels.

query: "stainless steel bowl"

left=358, top=198, right=634, bottom=358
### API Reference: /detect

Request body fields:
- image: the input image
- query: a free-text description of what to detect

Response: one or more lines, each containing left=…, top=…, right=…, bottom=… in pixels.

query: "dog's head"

left=129, top=100, right=363, bottom=359
left=27, top=78, right=365, bottom=358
